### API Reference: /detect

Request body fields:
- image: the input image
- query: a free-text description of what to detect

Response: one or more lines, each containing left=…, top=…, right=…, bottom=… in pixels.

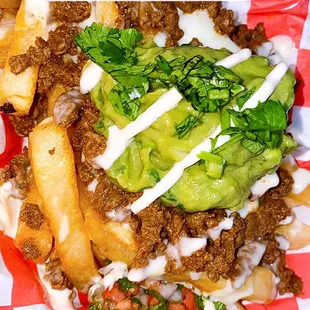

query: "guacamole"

left=89, top=42, right=296, bottom=212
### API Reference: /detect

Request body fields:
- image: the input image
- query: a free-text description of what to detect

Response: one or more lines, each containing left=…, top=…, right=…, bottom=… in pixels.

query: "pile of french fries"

left=1, top=0, right=310, bottom=303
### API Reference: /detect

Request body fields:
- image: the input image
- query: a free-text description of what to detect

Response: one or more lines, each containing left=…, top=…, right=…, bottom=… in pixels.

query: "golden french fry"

left=165, top=267, right=276, bottom=304
left=14, top=180, right=53, bottom=264
left=29, top=117, right=99, bottom=292
left=277, top=219, right=310, bottom=250
left=96, top=2, right=120, bottom=27
left=280, top=162, right=310, bottom=207
left=0, top=0, right=21, bottom=8
left=78, top=181, right=138, bottom=265
left=0, top=0, right=45, bottom=115
left=0, top=10, right=17, bottom=68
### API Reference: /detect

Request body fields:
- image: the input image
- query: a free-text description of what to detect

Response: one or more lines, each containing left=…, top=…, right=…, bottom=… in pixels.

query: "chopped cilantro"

left=194, top=294, right=204, bottom=309
left=118, top=277, right=135, bottom=291
left=173, top=114, right=202, bottom=139
left=131, top=297, right=143, bottom=306
left=88, top=302, right=103, bottom=310
left=148, top=168, right=161, bottom=182
left=214, top=301, right=227, bottom=310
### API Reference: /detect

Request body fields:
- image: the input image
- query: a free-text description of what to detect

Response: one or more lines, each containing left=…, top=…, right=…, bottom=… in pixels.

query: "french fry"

left=96, top=2, right=120, bottom=27
left=29, top=117, right=99, bottom=292
left=14, top=179, right=53, bottom=264
left=0, top=10, right=17, bottom=68
left=0, top=0, right=21, bottom=9
left=78, top=180, right=138, bottom=265
left=165, top=266, right=276, bottom=304
left=280, top=162, right=310, bottom=207
left=277, top=219, right=310, bottom=250
left=0, top=0, right=45, bottom=115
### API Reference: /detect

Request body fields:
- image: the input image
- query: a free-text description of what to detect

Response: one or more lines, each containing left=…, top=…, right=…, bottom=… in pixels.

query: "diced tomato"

left=103, top=284, right=126, bottom=303
left=115, top=298, right=139, bottom=310
left=168, top=302, right=187, bottom=310
left=147, top=294, right=160, bottom=306
left=182, top=288, right=199, bottom=310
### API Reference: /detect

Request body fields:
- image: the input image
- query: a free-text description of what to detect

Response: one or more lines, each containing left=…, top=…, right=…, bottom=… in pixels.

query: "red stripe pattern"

left=1, top=0, right=310, bottom=309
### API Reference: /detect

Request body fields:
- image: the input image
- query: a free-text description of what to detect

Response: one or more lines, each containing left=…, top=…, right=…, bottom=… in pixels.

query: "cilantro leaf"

left=237, top=87, right=256, bottom=110
left=214, top=301, right=227, bottom=310
left=150, top=303, right=167, bottom=310
left=131, top=297, right=142, bottom=306
left=148, top=168, right=161, bottom=182
left=243, top=100, right=287, bottom=131
left=156, top=55, right=172, bottom=76
left=118, top=277, right=135, bottom=291
left=75, top=23, right=142, bottom=70
left=173, top=114, right=202, bottom=139
left=241, top=139, right=265, bottom=154
left=194, top=294, right=204, bottom=309
left=88, top=302, right=103, bottom=310
left=280, top=134, right=300, bottom=155
left=108, top=84, right=140, bottom=121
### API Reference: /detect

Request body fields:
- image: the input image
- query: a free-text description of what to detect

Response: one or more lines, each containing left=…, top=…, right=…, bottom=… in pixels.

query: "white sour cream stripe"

left=128, top=256, right=167, bottom=282
left=80, top=62, right=104, bottom=95
left=94, top=49, right=252, bottom=170
left=215, top=48, right=252, bottom=69
left=239, top=61, right=288, bottom=111
left=95, top=88, right=183, bottom=170
left=291, top=168, right=310, bottom=194
left=250, top=172, right=279, bottom=198
left=0, top=181, right=23, bottom=239
left=130, top=125, right=221, bottom=214
left=130, top=61, right=288, bottom=214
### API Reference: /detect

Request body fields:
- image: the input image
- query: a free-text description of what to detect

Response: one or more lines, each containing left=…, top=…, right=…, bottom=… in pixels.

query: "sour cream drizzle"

left=80, top=62, right=104, bottom=95
left=250, top=172, right=279, bottom=199
left=238, top=61, right=288, bottom=111
left=130, top=61, right=288, bottom=214
left=291, top=168, right=310, bottom=194
left=0, top=181, right=23, bottom=238
left=215, top=48, right=252, bottom=68
left=94, top=88, right=183, bottom=170
left=93, top=49, right=251, bottom=170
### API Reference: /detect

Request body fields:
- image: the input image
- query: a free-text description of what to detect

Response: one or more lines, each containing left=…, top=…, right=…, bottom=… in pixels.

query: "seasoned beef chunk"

left=0, top=151, right=31, bottom=197
left=21, top=238, right=41, bottom=260
left=50, top=1, right=91, bottom=23
left=20, top=203, right=44, bottom=230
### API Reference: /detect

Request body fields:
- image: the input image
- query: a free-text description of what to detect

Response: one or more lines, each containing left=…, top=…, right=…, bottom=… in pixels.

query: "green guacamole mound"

left=91, top=44, right=296, bottom=212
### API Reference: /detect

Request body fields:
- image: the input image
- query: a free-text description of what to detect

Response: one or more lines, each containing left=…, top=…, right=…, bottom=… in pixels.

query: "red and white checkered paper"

left=1, top=0, right=310, bottom=309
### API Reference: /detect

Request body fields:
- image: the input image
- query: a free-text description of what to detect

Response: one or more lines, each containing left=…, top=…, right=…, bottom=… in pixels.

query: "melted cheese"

left=0, top=115, right=5, bottom=155
left=0, top=181, right=23, bottom=238
left=207, top=218, right=234, bottom=240
left=178, top=237, right=207, bottom=256
left=80, top=62, right=104, bottom=95
left=178, top=10, right=240, bottom=53
left=25, top=0, right=49, bottom=38
left=87, top=178, right=98, bottom=193
left=235, top=199, right=259, bottom=219
left=275, top=235, right=290, bottom=250
left=58, top=215, right=69, bottom=243
left=291, top=168, right=310, bottom=194
left=128, top=256, right=167, bottom=282
left=99, top=261, right=128, bottom=290
left=250, top=172, right=279, bottom=198
left=37, top=264, right=74, bottom=309
left=233, top=241, right=266, bottom=289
